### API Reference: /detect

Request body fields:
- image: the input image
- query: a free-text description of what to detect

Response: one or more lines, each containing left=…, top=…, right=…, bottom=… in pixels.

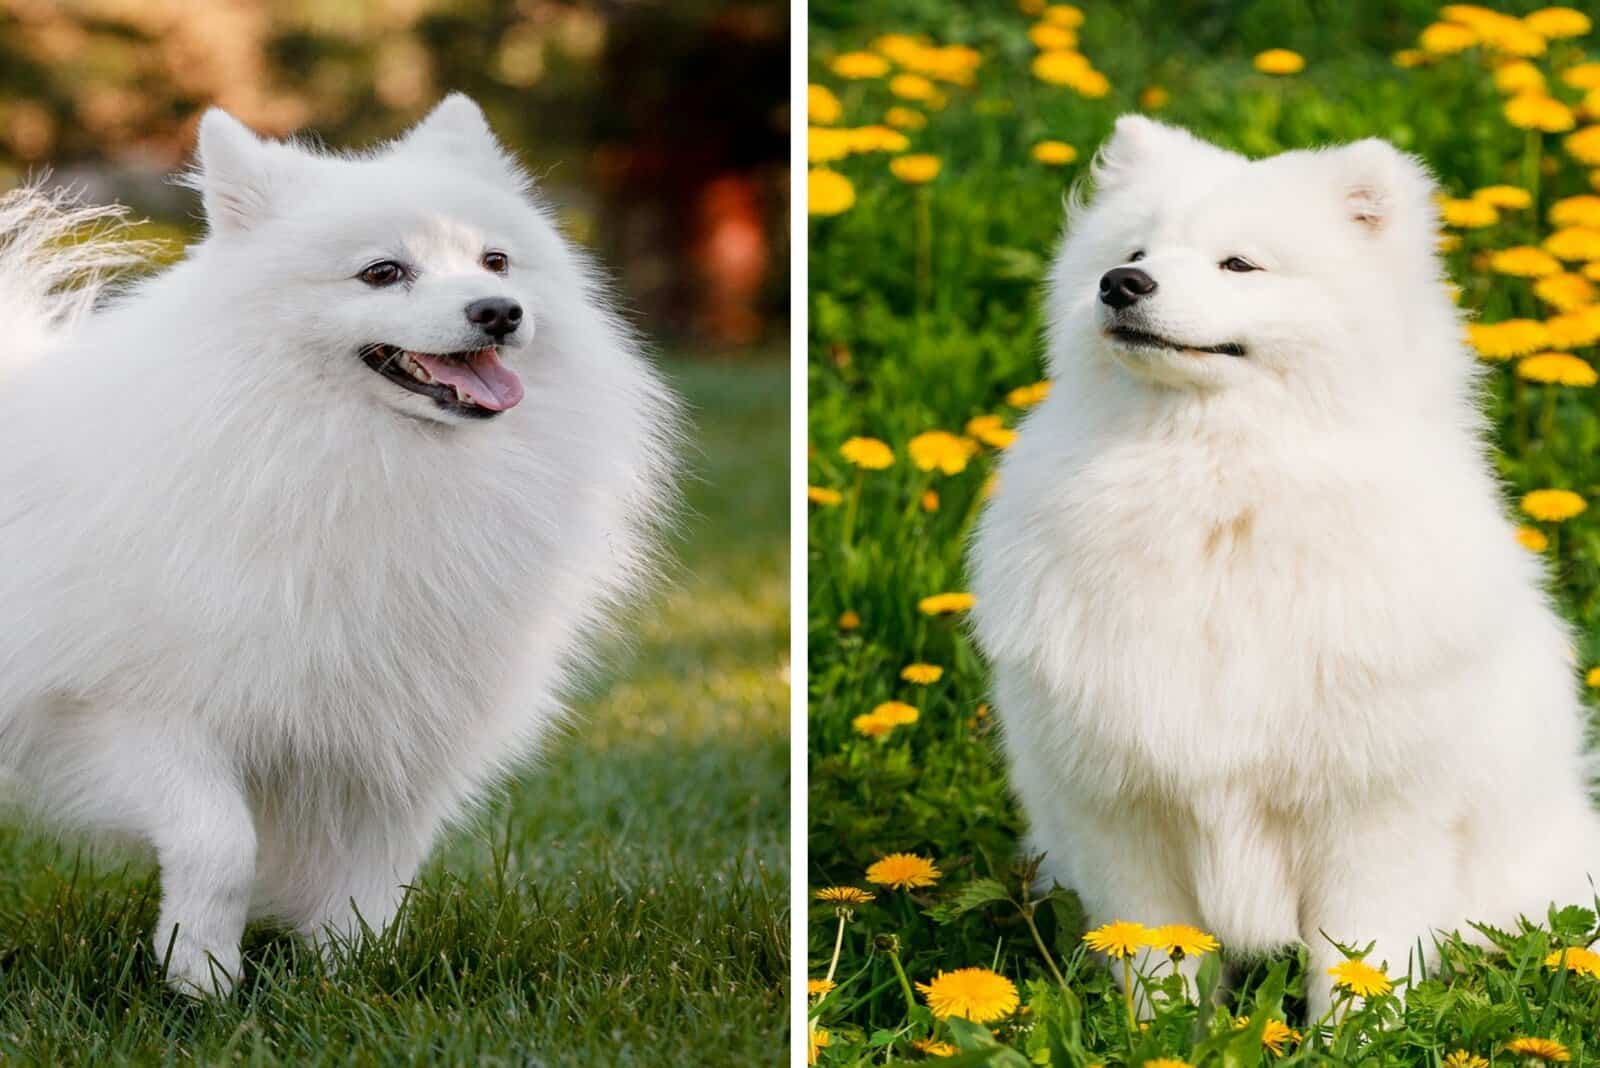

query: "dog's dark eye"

left=481, top=251, right=510, bottom=274
left=1220, top=256, right=1259, bottom=273
left=1128, top=250, right=1145, bottom=262
left=359, top=261, right=406, bottom=287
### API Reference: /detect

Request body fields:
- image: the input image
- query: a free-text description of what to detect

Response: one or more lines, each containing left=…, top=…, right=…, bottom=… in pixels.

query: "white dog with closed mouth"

left=0, top=95, right=676, bottom=995
left=971, top=115, right=1600, bottom=1012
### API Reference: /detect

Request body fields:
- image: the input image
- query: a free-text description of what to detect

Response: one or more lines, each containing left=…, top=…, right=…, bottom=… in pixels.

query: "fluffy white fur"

left=0, top=95, right=675, bottom=996
left=970, top=115, right=1600, bottom=1012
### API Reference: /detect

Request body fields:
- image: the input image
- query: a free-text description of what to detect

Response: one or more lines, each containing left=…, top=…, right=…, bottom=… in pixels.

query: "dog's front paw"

left=157, top=930, right=241, bottom=999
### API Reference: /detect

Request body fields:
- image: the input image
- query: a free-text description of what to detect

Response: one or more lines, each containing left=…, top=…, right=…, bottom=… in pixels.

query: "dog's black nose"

left=465, top=297, right=523, bottom=340
left=1099, top=267, right=1158, bottom=310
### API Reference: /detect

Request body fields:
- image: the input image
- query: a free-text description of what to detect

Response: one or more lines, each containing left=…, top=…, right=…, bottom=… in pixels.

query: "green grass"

left=809, top=3, right=1600, bottom=1065
left=0, top=357, right=789, bottom=1066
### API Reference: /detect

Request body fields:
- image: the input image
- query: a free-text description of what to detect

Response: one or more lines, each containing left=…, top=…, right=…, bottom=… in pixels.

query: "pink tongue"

left=409, top=348, right=524, bottom=411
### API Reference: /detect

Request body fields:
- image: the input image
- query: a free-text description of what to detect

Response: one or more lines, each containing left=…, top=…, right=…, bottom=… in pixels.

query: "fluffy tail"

left=0, top=183, right=149, bottom=374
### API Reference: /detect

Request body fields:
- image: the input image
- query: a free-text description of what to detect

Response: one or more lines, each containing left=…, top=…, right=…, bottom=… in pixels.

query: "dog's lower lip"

left=360, top=343, right=504, bottom=419
left=1107, top=326, right=1246, bottom=358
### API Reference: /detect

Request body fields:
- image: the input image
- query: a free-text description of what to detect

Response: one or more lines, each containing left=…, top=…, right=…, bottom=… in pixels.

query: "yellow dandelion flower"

left=832, top=51, right=890, bottom=79
left=1585, top=87, right=1600, bottom=120
left=1534, top=273, right=1597, bottom=310
left=1506, top=94, right=1575, bottom=132
left=1140, top=85, right=1171, bottom=108
left=809, top=128, right=855, bottom=165
left=808, top=84, right=842, bottom=125
left=1150, top=924, right=1219, bottom=957
left=1007, top=380, right=1053, bottom=407
left=1032, top=140, right=1079, bottom=166
left=1441, top=197, right=1500, bottom=228
left=901, top=663, right=944, bottom=685
left=1544, top=226, right=1600, bottom=260
left=1518, top=525, right=1551, bottom=551
left=885, top=106, right=926, bottom=130
left=1069, top=68, right=1111, bottom=98
left=1144, top=1061, right=1194, bottom=1068
left=808, top=485, right=844, bottom=507
left=1443, top=1052, right=1489, bottom=1068
left=849, top=125, right=910, bottom=154
left=1394, top=49, right=1429, bottom=68
left=1468, top=319, right=1550, bottom=359
left=1440, top=233, right=1463, bottom=253
left=870, top=701, right=919, bottom=726
left=1421, top=22, right=1479, bottom=54
left=908, top=430, right=973, bottom=473
left=1504, top=1037, right=1570, bottom=1062
left=1552, top=195, right=1600, bottom=228
left=1588, top=666, right=1600, bottom=686
left=1533, top=324, right=1600, bottom=360
left=965, top=414, right=1018, bottom=448
left=1084, top=920, right=1155, bottom=958
left=814, top=885, right=874, bottom=905
left=1260, top=1019, right=1302, bottom=1056
left=1327, top=958, right=1392, bottom=997
left=1525, top=8, right=1591, bottom=40
left=1491, top=246, right=1563, bottom=276
left=1253, top=49, right=1306, bottom=74
left=1481, top=19, right=1547, bottom=57
left=1031, top=49, right=1090, bottom=85
left=866, top=852, right=942, bottom=890
left=808, top=168, right=855, bottom=217
left=1587, top=261, right=1600, bottom=282
left=1028, top=23, right=1077, bottom=50
left=1523, top=488, right=1588, bottom=521
left=913, top=1037, right=958, bottom=1057
left=891, top=154, right=942, bottom=185
left=809, top=1026, right=829, bottom=1065
left=915, top=967, right=1019, bottom=1022
left=838, top=610, right=861, bottom=630
left=873, top=34, right=926, bottom=63
left=1545, top=306, right=1600, bottom=347
left=1476, top=184, right=1534, bottom=209
left=889, top=73, right=937, bottom=101
left=840, top=436, right=894, bottom=470
left=918, top=592, right=976, bottom=615
left=1566, top=62, right=1600, bottom=90
left=1544, top=946, right=1600, bottom=977
left=1565, top=126, right=1600, bottom=166
left=1042, top=4, right=1084, bottom=27
left=808, top=978, right=836, bottom=997
left=852, top=711, right=896, bottom=738
left=1495, top=60, right=1547, bottom=94
left=921, top=489, right=939, bottom=512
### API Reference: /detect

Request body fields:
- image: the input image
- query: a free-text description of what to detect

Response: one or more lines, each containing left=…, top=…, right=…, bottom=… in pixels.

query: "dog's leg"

left=1055, top=800, right=1208, bottom=1014
left=280, top=809, right=438, bottom=957
left=26, top=716, right=255, bottom=997
left=1299, top=797, right=1459, bottom=1018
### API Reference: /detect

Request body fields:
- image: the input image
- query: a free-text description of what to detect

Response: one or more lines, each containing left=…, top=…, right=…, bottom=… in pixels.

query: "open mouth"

left=1107, top=326, right=1246, bottom=358
left=360, top=344, right=525, bottom=417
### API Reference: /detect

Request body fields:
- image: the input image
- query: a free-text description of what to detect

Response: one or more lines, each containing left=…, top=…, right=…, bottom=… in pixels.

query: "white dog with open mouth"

left=971, top=116, right=1599, bottom=1012
left=0, top=95, right=675, bottom=995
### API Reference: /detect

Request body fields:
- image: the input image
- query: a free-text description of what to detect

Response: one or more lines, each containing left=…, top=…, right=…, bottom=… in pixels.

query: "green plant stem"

left=886, top=943, right=920, bottom=1018
left=824, top=912, right=848, bottom=984
left=1122, top=956, right=1136, bottom=1033
left=1019, top=905, right=1068, bottom=988
left=915, top=187, right=932, bottom=317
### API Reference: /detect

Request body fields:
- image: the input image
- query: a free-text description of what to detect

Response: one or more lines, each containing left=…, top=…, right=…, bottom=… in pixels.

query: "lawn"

left=0, top=357, right=789, bottom=1066
left=808, top=3, right=1600, bottom=1065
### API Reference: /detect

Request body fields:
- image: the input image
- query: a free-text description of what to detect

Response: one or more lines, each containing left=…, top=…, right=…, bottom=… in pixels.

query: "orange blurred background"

left=0, top=0, right=789, bottom=347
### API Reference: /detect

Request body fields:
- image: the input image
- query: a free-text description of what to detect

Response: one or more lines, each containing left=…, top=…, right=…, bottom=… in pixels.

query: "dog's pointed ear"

left=396, top=94, right=528, bottom=191
left=194, top=109, right=280, bottom=235
left=1328, top=138, right=1435, bottom=234
left=1093, top=115, right=1241, bottom=190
